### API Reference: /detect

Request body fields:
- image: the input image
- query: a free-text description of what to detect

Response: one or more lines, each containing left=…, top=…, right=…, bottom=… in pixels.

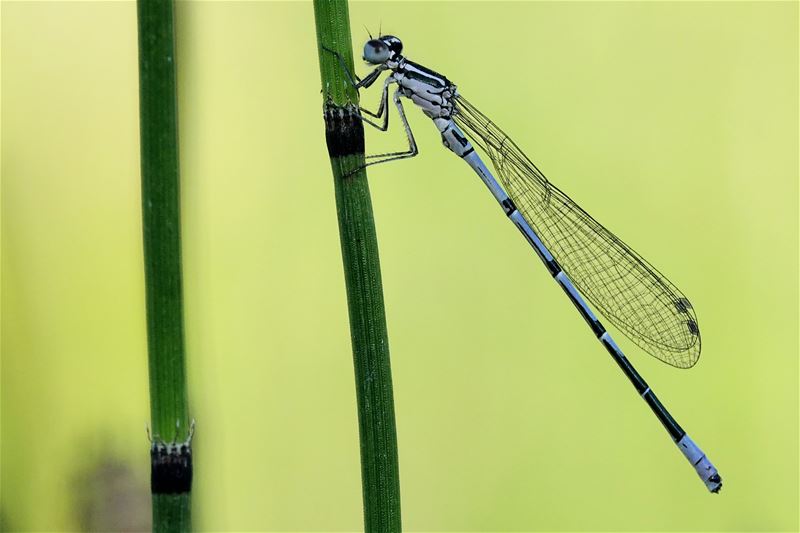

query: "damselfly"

left=324, top=34, right=722, bottom=493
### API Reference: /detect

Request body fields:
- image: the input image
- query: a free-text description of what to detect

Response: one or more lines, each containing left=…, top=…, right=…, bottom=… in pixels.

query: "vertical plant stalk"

left=137, top=0, right=192, bottom=531
left=313, top=2, right=402, bottom=532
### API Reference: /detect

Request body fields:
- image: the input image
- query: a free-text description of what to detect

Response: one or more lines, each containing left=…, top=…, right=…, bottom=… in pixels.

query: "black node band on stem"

left=325, top=104, right=366, bottom=159
left=151, top=442, right=193, bottom=494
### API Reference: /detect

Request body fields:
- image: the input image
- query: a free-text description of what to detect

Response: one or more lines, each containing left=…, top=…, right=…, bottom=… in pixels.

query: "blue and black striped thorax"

left=395, top=59, right=452, bottom=89
left=390, top=57, right=458, bottom=118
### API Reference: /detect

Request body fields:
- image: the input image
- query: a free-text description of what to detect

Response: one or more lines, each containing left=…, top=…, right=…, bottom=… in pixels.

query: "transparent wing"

left=453, top=95, right=700, bottom=368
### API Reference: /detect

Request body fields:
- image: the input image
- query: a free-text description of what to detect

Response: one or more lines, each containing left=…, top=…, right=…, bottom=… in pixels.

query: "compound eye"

left=363, top=39, right=390, bottom=64
left=383, top=35, right=403, bottom=56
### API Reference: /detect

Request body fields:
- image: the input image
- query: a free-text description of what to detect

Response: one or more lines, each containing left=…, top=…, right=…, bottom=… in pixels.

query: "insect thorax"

left=392, top=58, right=456, bottom=118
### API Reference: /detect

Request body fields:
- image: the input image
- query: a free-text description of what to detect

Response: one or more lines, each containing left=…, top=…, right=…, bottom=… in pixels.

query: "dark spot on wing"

left=674, top=298, right=692, bottom=313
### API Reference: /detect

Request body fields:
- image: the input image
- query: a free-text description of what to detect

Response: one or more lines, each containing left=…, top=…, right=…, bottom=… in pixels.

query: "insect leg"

left=320, top=45, right=385, bottom=90
left=344, top=89, right=419, bottom=177
left=359, top=77, right=394, bottom=130
left=364, top=89, right=417, bottom=160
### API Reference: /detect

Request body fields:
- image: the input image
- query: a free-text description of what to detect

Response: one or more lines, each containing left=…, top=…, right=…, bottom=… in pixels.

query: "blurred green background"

left=2, top=1, right=797, bottom=531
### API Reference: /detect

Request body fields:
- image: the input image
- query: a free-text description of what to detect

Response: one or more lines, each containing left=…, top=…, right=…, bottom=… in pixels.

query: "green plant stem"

left=313, top=2, right=402, bottom=532
left=137, top=0, right=192, bottom=530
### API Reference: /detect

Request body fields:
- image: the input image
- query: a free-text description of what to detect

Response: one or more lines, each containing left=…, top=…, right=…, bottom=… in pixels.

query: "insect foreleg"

left=359, top=77, right=395, bottom=131
left=320, top=45, right=386, bottom=90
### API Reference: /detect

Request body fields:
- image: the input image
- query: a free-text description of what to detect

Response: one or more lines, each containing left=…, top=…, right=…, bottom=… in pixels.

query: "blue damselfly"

left=324, top=34, right=722, bottom=493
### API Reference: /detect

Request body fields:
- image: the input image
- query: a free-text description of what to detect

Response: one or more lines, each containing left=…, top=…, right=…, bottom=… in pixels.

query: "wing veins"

left=452, top=95, right=701, bottom=368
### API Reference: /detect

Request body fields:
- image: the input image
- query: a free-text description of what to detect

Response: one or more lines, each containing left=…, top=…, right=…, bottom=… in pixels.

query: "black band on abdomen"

left=502, top=198, right=517, bottom=216
left=643, top=390, right=685, bottom=441
left=545, top=258, right=561, bottom=278
left=601, top=335, right=649, bottom=395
